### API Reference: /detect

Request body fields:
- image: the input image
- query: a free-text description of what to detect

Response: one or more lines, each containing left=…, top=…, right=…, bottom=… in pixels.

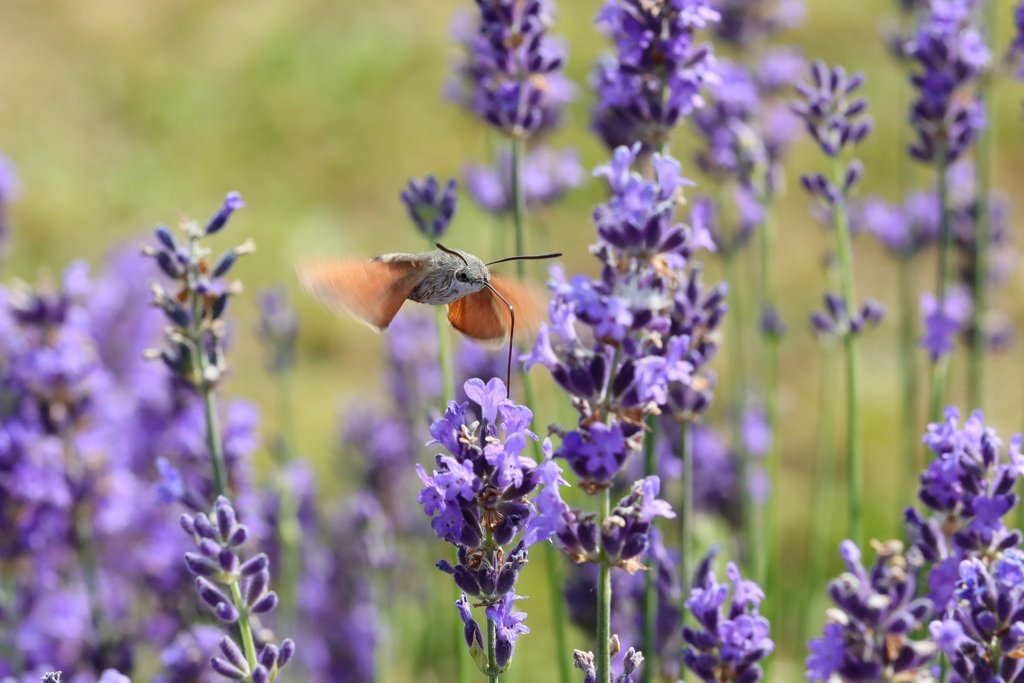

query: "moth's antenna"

left=485, top=282, right=515, bottom=394
left=435, top=242, right=470, bottom=266
left=485, top=252, right=562, bottom=267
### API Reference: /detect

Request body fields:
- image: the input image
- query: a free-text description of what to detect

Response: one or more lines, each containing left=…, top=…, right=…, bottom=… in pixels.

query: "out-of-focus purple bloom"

left=463, top=146, right=584, bottom=215
left=683, top=549, right=773, bottom=682
left=448, top=1, right=575, bottom=137
left=792, top=60, right=872, bottom=160
left=591, top=0, right=720, bottom=150
left=810, top=293, right=885, bottom=338
left=714, top=0, right=805, bottom=46
left=1013, top=1, right=1024, bottom=79
left=919, top=286, right=972, bottom=360
left=805, top=540, right=936, bottom=681
left=0, top=152, right=19, bottom=260
left=257, top=288, right=298, bottom=375
left=860, top=190, right=940, bottom=258
left=906, top=1, right=989, bottom=164
left=401, top=176, right=457, bottom=239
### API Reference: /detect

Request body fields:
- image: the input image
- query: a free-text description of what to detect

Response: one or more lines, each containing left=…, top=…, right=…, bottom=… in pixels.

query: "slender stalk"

left=678, top=419, right=693, bottom=614
left=511, top=135, right=572, bottom=683
left=272, top=370, right=301, bottom=634
left=641, top=417, right=658, bottom=683
left=802, top=344, right=840, bottom=638
left=897, top=258, right=921, bottom=500
left=596, top=487, right=612, bottom=683
left=724, top=251, right=758, bottom=580
left=830, top=160, right=862, bottom=548
left=230, top=582, right=259, bottom=669
left=487, top=617, right=500, bottom=683
left=929, top=150, right=952, bottom=422
left=969, top=0, right=996, bottom=411
left=760, top=201, right=781, bottom=627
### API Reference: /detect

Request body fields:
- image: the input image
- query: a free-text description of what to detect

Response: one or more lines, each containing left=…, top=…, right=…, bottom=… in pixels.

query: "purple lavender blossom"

left=573, top=644, right=645, bottom=683
left=919, top=286, right=972, bottom=361
left=792, top=60, right=871, bottom=171
left=860, top=190, right=940, bottom=258
left=929, top=551, right=1024, bottom=681
left=180, top=496, right=295, bottom=681
left=401, top=176, right=457, bottom=239
left=905, top=407, right=1024, bottom=612
left=906, top=1, right=989, bottom=164
left=0, top=152, right=19, bottom=260
left=257, top=288, right=298, bottom=376
left=448, top=0, right=575, bottom=137
left=713, top=0, right=805, bottom=46
left=417, top=378, right=555, bottom=671
left=805, top=540, right=935, bottom=681
left=591, top=0, right=720, bottom=150
left=463, top=146, right=584, bottom=215
left=810, top=293, right=885, bottom=339
left=683, top=549, right=773, bottom=682
left=525, top=146, right=725, bottom=487
left=143, top=192, right=253, bottom=391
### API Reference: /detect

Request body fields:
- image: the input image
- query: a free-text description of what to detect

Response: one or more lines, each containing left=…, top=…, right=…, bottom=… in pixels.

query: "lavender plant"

left=417, top=377, right=565, bottom=680
left=905, top=0, right=990, bottom=419
left=683, top=549, right=774, bottom=682
left=0, top=153, right=18, bottom=265
left=805, top=540, right=936, bottom=681
left=792, top=59, right=874, bottom=547
left=180, top=496, right=295, bottom=681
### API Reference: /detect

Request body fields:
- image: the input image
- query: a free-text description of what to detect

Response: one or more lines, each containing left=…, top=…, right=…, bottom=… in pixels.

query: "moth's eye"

left=455, top=271, right=468, bottom=282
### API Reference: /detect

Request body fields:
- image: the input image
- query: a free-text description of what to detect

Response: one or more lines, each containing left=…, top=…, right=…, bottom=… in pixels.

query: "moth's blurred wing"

left=298, top=258, right=427, bottom=331
left=446, top=275, right=547, bottom=347
left=489, top=274, right=546, bottom=340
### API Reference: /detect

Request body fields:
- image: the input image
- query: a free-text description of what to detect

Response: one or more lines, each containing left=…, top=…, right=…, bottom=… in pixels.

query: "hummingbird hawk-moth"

left=299, top=242, right=560, bottom=387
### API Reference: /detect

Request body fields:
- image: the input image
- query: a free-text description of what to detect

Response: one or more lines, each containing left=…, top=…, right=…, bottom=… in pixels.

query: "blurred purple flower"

left=919, top=286, right=972, bottom=360
left=463, top=146, right=584, bottom=215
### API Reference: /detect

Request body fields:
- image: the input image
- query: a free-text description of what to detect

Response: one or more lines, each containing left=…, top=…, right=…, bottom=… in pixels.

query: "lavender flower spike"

left=683, top=549, right=773, bottom=682
left=181, top=496, right=295, bottom=681
left=401, top=175, right=457, bottom=239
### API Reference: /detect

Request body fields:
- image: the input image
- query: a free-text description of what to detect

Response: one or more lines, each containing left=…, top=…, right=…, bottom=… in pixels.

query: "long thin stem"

left=511, top=135, right=572, bottom=683
left=679, top=419, right=693, bottom=613
left=597, top=487, right=612, bottom=683
left=272, top=370, right=301, bottom=634
left=898, top=258, right=921, bottom=499
left=969, top=0, right=996, bottom=411
left=831, top=160, right=862, bottom=548
left=487, top=617, right=500, bottom=683
left=229, top=582, right=259, bottom=669
left=642, top=417, right=658, bottom=683
left=724, top=251, right=758, bottom=579
left=929, top=150, right=952, bottom=422
left=760, top=201, right=781, bottom=626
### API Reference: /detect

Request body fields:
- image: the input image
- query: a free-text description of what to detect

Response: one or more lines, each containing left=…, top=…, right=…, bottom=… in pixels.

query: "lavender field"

left=3, top=0, right=1024, bottom=681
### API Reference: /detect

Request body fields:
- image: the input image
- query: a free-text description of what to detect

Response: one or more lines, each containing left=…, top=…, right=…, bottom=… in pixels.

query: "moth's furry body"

left=375, top=249, right=490, bottom=305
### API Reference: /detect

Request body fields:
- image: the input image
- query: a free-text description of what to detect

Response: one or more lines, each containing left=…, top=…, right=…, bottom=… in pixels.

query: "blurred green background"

left=2, top=0, right=1024, bottom=679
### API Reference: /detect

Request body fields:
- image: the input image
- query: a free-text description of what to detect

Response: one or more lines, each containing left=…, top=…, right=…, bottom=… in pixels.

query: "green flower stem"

left=830, top=159, right=862, bottom=548
left=929, top=149, right=951, bottom=422
left=230, top=582, right=260, bottom=670
left=760, top=201, right=781, bottom=625
left=511, top=135, right=572, bottom=683
left=969, top=0, right=997, bottom=411
left=487, top=617, right=500, bottom=683
left=898, top=258, right=921, bottom=501
left=597, top=487, right=612, bottom=683
left=642, top=417, right=658, bottom=683
left=679, top=419, right=693, bottom=617
left=273, top=371, right=302, bottom=634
